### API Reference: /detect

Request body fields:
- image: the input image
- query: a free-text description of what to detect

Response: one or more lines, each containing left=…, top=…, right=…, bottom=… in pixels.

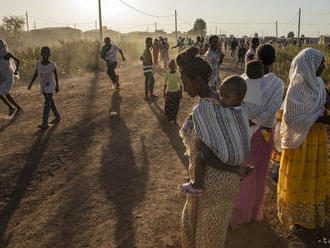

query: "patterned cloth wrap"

left=181, top=98, right=251, bottom=166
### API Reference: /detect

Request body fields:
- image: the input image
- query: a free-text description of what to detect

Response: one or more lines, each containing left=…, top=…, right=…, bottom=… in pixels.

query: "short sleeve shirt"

left=36, top=61, right=56, bottom=94
left=104, top=45, right=120, bottom=63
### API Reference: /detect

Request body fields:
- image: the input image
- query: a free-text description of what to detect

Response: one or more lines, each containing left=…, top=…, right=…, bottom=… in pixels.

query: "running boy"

left=140, top=37, right=155, bottom=100
left=180, top=76, right=253, bottom=194
left=163, top=60, right=183, bottom=123
left=28, top=47, right=60, bottom=129
left=101, top=37, right=126, bottom=89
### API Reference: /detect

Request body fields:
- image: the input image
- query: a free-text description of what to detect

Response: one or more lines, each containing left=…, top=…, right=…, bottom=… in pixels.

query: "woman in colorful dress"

left=230, top=44, right=284, bottom=228
left=278, top=48, right=330, bottom=230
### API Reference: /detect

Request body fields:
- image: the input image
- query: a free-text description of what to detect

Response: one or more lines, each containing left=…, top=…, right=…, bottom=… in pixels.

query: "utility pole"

left=98, top=0, right=103, bottom=41
left=175, top=10, right=177, bottom=40
left=74, top=23, right=77, bottom=29
left=25, top=12, right=29, bottom=31
left=95, top=20, right=97, bottom=30
left=298, top=8, right=301, bottom=45
left=215, top=26, right=218, bottom=35
left=276, top=20, right=278, bottom=39
left=34, top=21, right=36, bottom=29
left=155, top=22, right=157, bottom=32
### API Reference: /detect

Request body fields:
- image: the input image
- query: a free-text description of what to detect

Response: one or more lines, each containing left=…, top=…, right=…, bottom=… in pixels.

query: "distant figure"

left=28, top=47, right=61, bottom=129
left=100, top=37, right=126, bottom=89
left=230, top=38, right=238, bottom=58
left=201, top=43, right=209, bottom=55
left=163, top=60, right=183, bottom=123
left=159, top=37, right=170, bottom=70
left=140, top=37, right=155, bottom=100
left=194, top=36, right=203, bottom=54
left=152, top=39, right=160, bottom=66
left=236, top=40, right=246, bottom=69
left=205, top=35, right=224, bottom=90
left=224, top=38, right=228, bottom=52
left=172, top=37, right=185, bottom=51
left=0, top=39, right=22, bottom=117
left=245, top=37, right=259, bottom=64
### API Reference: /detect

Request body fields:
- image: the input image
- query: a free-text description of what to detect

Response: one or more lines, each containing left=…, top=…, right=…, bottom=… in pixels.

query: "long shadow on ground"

left=147, top=100, right=188, bottom=170
left=100, top=89, right=149, bottom=247
left=0, top=124, right=59, bottom=246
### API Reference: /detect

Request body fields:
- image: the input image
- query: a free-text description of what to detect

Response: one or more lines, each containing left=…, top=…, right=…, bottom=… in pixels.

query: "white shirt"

left=105, top=45, right=120, bottom=63
left=205, top=49, right=220, bottom=88
left=245, top=48, right=256, bottom=64
left=36, top=61, right=56, bottom=94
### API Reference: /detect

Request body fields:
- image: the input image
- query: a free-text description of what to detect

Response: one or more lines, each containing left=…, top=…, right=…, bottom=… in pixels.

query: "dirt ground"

left=0, top=52, right=329, bottom=248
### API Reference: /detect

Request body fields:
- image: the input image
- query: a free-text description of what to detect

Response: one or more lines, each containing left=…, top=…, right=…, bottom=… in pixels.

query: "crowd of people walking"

left=0, top=32, right=329, bottom=248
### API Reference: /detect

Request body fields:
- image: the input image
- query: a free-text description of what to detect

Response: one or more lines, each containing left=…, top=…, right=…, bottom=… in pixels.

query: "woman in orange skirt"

left=278, top=48, right=330, bottom=230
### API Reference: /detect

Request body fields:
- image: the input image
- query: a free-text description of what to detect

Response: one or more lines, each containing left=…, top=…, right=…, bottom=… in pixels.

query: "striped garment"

left=142, top=48, right=153, bottom=74
left=181, top=98, right=251, bottom=165
left=242, top=72, right=284, bottom=128
left=281, top=48, right=326, bottom=149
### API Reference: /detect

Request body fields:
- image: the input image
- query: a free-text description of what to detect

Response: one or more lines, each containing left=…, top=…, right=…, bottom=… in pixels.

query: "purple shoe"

left=179, top=183, right=203, bottom=195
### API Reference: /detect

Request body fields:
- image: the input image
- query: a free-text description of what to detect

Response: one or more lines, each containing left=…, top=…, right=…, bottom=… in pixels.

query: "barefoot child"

left=0, top=39, right=23, bottom=116
left=163, top=60, right=183, bottom=123
left=28, top=46, right=60, bottom=129
left=101, top=37, right=126, bottom=89
left=140, top=37, right=155, bottom=100
left=180, top=76, right=253, bottom=194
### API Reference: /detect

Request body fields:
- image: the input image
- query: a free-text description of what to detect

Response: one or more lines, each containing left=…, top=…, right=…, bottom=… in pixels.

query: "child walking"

left=140, top=37, right=156, bottom=100
left=180, top=76, right=253, bottom=194
left=0, top=39, right=23, bottom=116
left=163, top=60, right=183, bottom=123
left=28, top=46, right=60, bottom=129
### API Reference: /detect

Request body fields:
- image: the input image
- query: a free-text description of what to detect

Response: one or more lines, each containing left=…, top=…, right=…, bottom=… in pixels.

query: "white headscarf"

left=0, top=39, right=8, bottom=59
left=281, top=48, right=326, bottom=149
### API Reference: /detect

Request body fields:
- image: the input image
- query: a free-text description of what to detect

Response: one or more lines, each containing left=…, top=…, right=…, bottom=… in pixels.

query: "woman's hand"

left=237, top=166, right=254, bottom=177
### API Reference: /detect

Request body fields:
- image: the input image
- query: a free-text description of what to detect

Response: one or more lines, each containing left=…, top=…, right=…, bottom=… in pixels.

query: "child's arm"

left=100, top=46, right=106, bottom=60
left=28, top=69, right=38, bottom=90
left=118, top=48, right=126, bottom=61
left=54, top=68, right=59, bottom=93
left=196, top=139, right=253, bottom=177
left=6, top=53, right=20, bottom=74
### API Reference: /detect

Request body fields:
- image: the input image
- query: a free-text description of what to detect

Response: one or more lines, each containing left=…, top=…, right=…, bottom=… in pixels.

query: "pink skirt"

left=230, top=127, right=274, bottom=229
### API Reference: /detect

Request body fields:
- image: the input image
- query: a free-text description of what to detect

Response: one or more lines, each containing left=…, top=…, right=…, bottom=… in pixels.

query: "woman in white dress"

left=0, top=39, right=22, bottom=116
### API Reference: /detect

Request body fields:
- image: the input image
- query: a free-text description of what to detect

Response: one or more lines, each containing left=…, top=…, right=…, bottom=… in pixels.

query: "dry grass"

left=11, top=40, right=143, bottom=82
left=272, top=44, right=330, bottom=88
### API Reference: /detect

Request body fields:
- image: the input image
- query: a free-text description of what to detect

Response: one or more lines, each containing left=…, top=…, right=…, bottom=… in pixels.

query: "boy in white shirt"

left=101, top=37, right=126, bottom=89
left=28, top=46, right=60, bottom=129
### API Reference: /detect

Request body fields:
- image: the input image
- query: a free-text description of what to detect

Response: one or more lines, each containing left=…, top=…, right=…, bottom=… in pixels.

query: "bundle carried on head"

left=175, top=46, right=212, bottom=83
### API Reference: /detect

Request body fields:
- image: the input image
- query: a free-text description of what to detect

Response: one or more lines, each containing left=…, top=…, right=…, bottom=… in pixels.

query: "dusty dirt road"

left=0, top=53, right=329, bottom=248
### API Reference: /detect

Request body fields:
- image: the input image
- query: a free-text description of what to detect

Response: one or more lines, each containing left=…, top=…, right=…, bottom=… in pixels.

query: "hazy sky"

left=1, top=0, right=330, bottom=37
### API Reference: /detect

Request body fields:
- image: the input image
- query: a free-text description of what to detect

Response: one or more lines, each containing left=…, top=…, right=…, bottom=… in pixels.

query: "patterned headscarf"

left=281, top=48, right=326, bottom=149
left=0, top=39, right=9, bottom=59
